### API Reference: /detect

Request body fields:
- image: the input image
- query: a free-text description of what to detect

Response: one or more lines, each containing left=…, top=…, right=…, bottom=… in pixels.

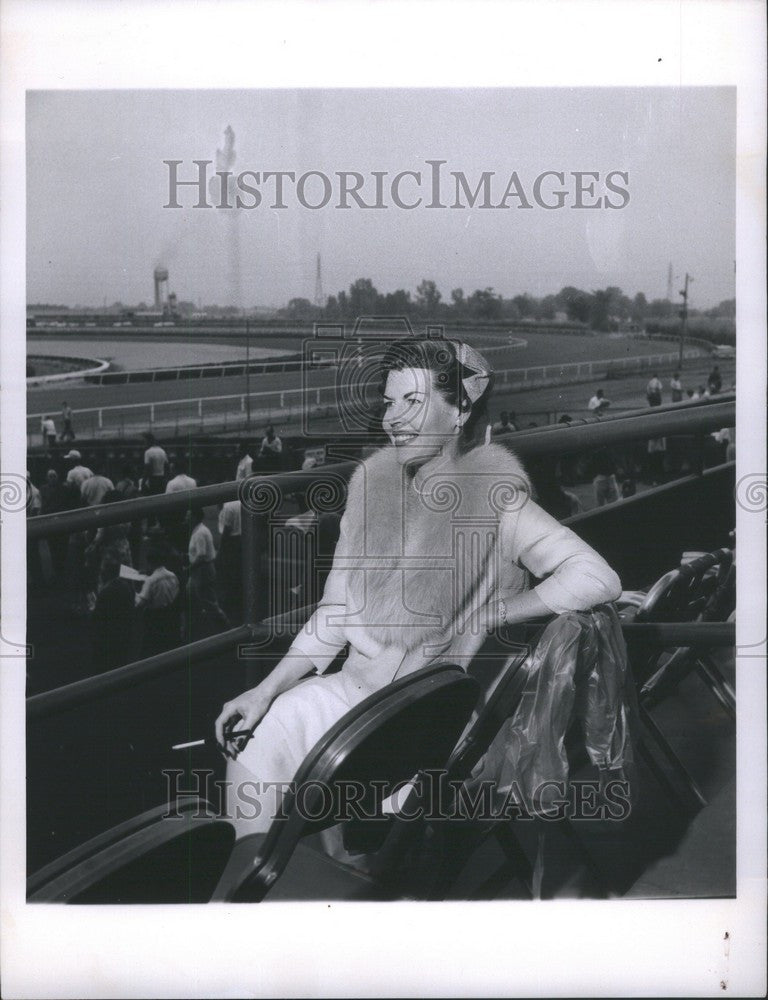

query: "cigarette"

left=171, top=738, right=205, bottom=750
left=171, top=730, right=253, bottom=751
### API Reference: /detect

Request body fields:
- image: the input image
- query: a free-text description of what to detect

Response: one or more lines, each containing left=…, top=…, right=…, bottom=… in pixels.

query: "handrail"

left=26, top=617, right=734, bottom=722
left=621, top=621, right=734, bottom=646
left=27, top=396, right=735, bottom=540
left=26, top=467, right=350, bottom=540
left=26, top=625, right=252, bottom=721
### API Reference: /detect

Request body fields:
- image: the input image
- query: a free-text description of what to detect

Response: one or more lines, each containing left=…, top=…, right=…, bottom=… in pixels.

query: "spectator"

left=235, top=441, right=254, bottom=481
left=40, top=468, right=70, bottom=515
left=670, top=372, right=683, bottom=403
left=63, top=450, right=94, bottom=494
left=711, top=427, right=735, bottom=464
left=620, top=476, right=637, bottom=499
left=258, top=425, right=283, bottom=471
left=187, top=506, right=228, bottom=638
left=591, top=451, right=620, bottom=507
left=80, top=460, right=115, bottom=507
left=707, top=365, right=723, bottom=395
left=686, top=388, right=696, bottom=401
left=114, top=464, right=139, bottom=499
left=143, top=432, right=169, bottom=495
left=692, top=384, right=710, bottom=401
left=645, top=373, right=663, bottom=407
left=41, top=415, right=57, bottom=448
left=136, top=543, right=181, bottom=657
left=588, top=389, right=611, bottom=415
left=165, top=456, right=197, bottom=494
left=492, top=411, right=518, bottom=435
left=91, top=553, right=136, bottom=670
left=557, top=414, right=573, bottom=425
left=218, top=499, right=243, bottom=619
left=60, top=401, right=76, bottom=441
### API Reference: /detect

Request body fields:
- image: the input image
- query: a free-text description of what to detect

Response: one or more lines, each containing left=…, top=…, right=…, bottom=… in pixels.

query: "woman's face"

left=382, top=366, right=462, bottom=466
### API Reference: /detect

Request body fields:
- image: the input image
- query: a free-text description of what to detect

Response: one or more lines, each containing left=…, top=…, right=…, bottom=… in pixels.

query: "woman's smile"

left=381, top=366, right=460, bottom=464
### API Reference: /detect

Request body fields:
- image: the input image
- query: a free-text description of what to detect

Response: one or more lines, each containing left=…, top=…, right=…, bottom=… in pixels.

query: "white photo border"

left=1, top=1, right=765, bottom=997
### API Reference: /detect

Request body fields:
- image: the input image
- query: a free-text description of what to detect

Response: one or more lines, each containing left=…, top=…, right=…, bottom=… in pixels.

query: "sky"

left=26, top=87, right=736, bottom=310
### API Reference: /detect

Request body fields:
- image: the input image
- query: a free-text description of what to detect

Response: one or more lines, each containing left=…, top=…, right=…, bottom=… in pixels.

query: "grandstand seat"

left=27, top=799, right=235, bottom=903
left=212, top=661, right=479, bottom=901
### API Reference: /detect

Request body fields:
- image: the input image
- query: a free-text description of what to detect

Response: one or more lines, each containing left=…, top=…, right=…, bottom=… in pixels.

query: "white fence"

left=27, top=346, right=707, bottom=444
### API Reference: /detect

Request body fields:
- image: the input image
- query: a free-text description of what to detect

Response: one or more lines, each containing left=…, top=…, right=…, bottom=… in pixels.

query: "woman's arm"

left=214, top=650, right=318, bottom=752
left=498, top=494, right=622, bottom=620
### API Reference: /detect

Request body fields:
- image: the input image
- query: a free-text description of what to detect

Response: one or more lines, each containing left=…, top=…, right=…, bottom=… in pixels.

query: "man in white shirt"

left=670, top=372, right=683, bottom=403
left=646, top=373, right=663, bottom=407
left=187, top=507, right=228, bottom=637
left=165, top=457, right=197, bottom=494
left=235, top=441, right=254, bottom=481
left=41, top=415, right=57, bottom=448
left=587, top=389, right=610, bottom=415
left=143, top=432, right=169, bottom=494
left=259, top=425, right=282, bottom=470
left=64, top=450, right=94, bottom=493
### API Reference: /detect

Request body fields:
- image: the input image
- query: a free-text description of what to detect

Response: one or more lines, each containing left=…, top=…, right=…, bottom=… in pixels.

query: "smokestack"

left=154, top=266, right=169, bottom=309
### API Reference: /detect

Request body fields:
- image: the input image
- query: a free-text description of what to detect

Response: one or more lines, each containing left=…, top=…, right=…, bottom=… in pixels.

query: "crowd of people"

left=27, top=427, right=341, bottom=673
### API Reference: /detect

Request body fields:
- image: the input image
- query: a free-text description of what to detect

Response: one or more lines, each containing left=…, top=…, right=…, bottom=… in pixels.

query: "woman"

left=216, top=340, right=621, bottom=834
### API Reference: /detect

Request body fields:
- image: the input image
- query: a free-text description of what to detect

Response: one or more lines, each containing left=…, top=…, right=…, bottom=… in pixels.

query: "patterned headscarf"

left=453, top=341, right=493, bottom=403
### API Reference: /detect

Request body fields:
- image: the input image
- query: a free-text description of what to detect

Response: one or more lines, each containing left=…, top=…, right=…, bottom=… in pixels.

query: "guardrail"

left=26, top=354, right=111, bottom=386
left=27, top=345, right=709, bottom=443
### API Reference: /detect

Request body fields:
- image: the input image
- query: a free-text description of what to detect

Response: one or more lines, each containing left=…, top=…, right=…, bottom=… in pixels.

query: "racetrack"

left=27, top=330, right=686, bottom=416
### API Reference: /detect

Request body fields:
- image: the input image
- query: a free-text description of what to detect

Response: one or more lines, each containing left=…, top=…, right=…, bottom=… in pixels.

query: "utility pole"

left=245, top=318, right=251, bottom=431
left=314, top=252, right=324, bottom=308
left=678, top=273, right=692, bottom=369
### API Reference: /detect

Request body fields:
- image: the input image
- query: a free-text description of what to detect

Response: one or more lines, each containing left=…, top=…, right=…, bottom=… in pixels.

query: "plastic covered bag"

left=467, top=604, right=636, bottom=816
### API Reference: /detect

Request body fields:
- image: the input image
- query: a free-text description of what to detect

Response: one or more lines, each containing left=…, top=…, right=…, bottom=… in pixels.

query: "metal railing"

left=27, top=345, right=709, bottom=443
left=26, top=396, right=735, bottom=721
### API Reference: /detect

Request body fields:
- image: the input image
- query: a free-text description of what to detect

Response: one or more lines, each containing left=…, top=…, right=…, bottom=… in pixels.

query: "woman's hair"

left=379, top=339, right=494, bottom=452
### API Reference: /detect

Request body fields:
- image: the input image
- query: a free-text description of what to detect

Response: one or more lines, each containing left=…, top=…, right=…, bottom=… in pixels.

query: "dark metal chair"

left=619, top=548, right=736, bottom=813
left=27, top=799, right=236, bottom=903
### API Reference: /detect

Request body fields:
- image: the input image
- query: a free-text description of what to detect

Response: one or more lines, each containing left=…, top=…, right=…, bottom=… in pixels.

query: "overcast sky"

left=26, top=88, right=735, bottom=310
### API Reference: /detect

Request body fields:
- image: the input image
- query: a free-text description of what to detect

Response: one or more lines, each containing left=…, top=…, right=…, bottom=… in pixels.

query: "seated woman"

left=216, top=340, right=621, bottom=835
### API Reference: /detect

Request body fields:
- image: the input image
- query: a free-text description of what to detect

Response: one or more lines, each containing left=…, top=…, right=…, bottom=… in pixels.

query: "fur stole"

left=343, top=443, right=531, bottom=650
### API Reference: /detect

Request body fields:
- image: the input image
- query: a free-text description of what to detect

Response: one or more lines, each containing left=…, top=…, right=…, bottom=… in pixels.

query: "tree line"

left=282, top=279, right=735, bottom=332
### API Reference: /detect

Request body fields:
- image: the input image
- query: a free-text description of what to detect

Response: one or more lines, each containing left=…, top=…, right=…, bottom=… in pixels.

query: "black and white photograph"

left=1, top=1, right=766, bottom=997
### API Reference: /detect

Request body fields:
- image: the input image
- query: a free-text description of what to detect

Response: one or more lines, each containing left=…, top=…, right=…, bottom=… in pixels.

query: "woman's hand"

left=214, top=686, right=272, bottom=757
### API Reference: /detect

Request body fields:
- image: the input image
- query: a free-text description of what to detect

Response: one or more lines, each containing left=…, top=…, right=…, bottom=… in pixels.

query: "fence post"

left=98, top=409, right=103, bottom=430
left=150, top=404, right=155, bottom=427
